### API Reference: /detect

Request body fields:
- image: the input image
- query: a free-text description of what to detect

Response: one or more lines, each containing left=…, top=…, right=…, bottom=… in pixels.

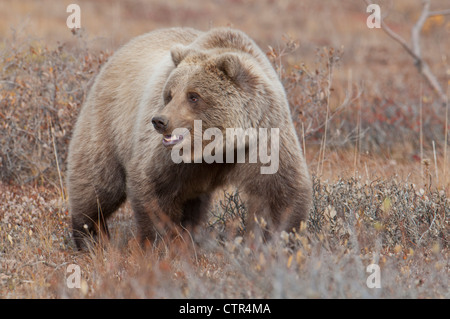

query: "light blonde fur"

left=67, top=27, right=312, bottom=249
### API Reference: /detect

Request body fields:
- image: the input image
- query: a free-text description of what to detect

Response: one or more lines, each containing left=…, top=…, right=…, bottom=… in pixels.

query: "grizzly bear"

left=67, top=27, right=312, bottom=250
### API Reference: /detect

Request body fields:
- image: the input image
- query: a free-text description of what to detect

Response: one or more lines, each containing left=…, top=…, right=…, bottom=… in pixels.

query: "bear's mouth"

left=162, top=129, right=190, bottom=147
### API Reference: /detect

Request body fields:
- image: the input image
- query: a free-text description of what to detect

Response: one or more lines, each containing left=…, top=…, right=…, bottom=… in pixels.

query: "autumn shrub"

left=2, top=175, right=447, bottom=298
left=269, top=37, right=449, bottom=155
left=309, top=175, right=449, bottom=250
left=0, top=31, right=110, bottom=186
left=208, top=175, right=449, bottom=252
left=0, top=0, right=448, bottom=300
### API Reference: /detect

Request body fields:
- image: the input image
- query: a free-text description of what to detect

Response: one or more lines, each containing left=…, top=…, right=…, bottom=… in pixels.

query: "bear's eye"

left=187, top=92, right=200, bottom=104
left=165, top=92, right=172, bottom=104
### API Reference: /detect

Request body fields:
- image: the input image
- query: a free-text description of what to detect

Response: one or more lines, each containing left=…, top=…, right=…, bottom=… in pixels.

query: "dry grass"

left=0, top=177, right=448, bottom=298
left=0, top=0, right=449, bottom=298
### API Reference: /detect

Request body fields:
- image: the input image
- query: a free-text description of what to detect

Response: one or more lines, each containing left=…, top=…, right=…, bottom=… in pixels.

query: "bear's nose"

left=151, top=116, right=169, bottom=132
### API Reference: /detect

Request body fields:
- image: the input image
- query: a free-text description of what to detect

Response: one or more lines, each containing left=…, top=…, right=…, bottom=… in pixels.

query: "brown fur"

left=67, top=27, right=312, bottom=249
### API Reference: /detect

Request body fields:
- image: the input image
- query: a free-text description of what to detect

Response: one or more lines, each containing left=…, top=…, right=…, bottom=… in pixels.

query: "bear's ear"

left=170, top=44, right=189, bottom=67
left=215, top=53, right=256, bottom=89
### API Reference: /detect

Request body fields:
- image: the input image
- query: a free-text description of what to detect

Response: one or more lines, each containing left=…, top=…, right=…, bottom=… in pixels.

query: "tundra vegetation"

left=0, top=0, right=448, bottom=298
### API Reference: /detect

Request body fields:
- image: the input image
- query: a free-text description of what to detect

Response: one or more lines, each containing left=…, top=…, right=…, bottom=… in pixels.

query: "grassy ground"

left=0, top=173, right=448, bottom=298
left=0, top=0, right=449, bottom=298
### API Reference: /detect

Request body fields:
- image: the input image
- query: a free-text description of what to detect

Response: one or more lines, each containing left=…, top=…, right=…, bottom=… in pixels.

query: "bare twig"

left=444, top=86, right=449, bottom=186
left=411, top=0, right=431, bottom=59
left=364, top=0, right=448, bottom=106
left=48, top=117, right=65, bottom=200
left=178, top=224, right=199, bottom=266
left=428, top=9, right=450, bottom=16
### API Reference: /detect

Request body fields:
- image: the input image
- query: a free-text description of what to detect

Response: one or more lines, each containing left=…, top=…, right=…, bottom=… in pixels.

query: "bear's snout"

left=152, top=116, right=169, bottom=133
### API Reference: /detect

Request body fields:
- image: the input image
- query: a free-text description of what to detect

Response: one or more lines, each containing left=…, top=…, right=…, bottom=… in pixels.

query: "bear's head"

left=152, top=44, right=277, bottom=156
